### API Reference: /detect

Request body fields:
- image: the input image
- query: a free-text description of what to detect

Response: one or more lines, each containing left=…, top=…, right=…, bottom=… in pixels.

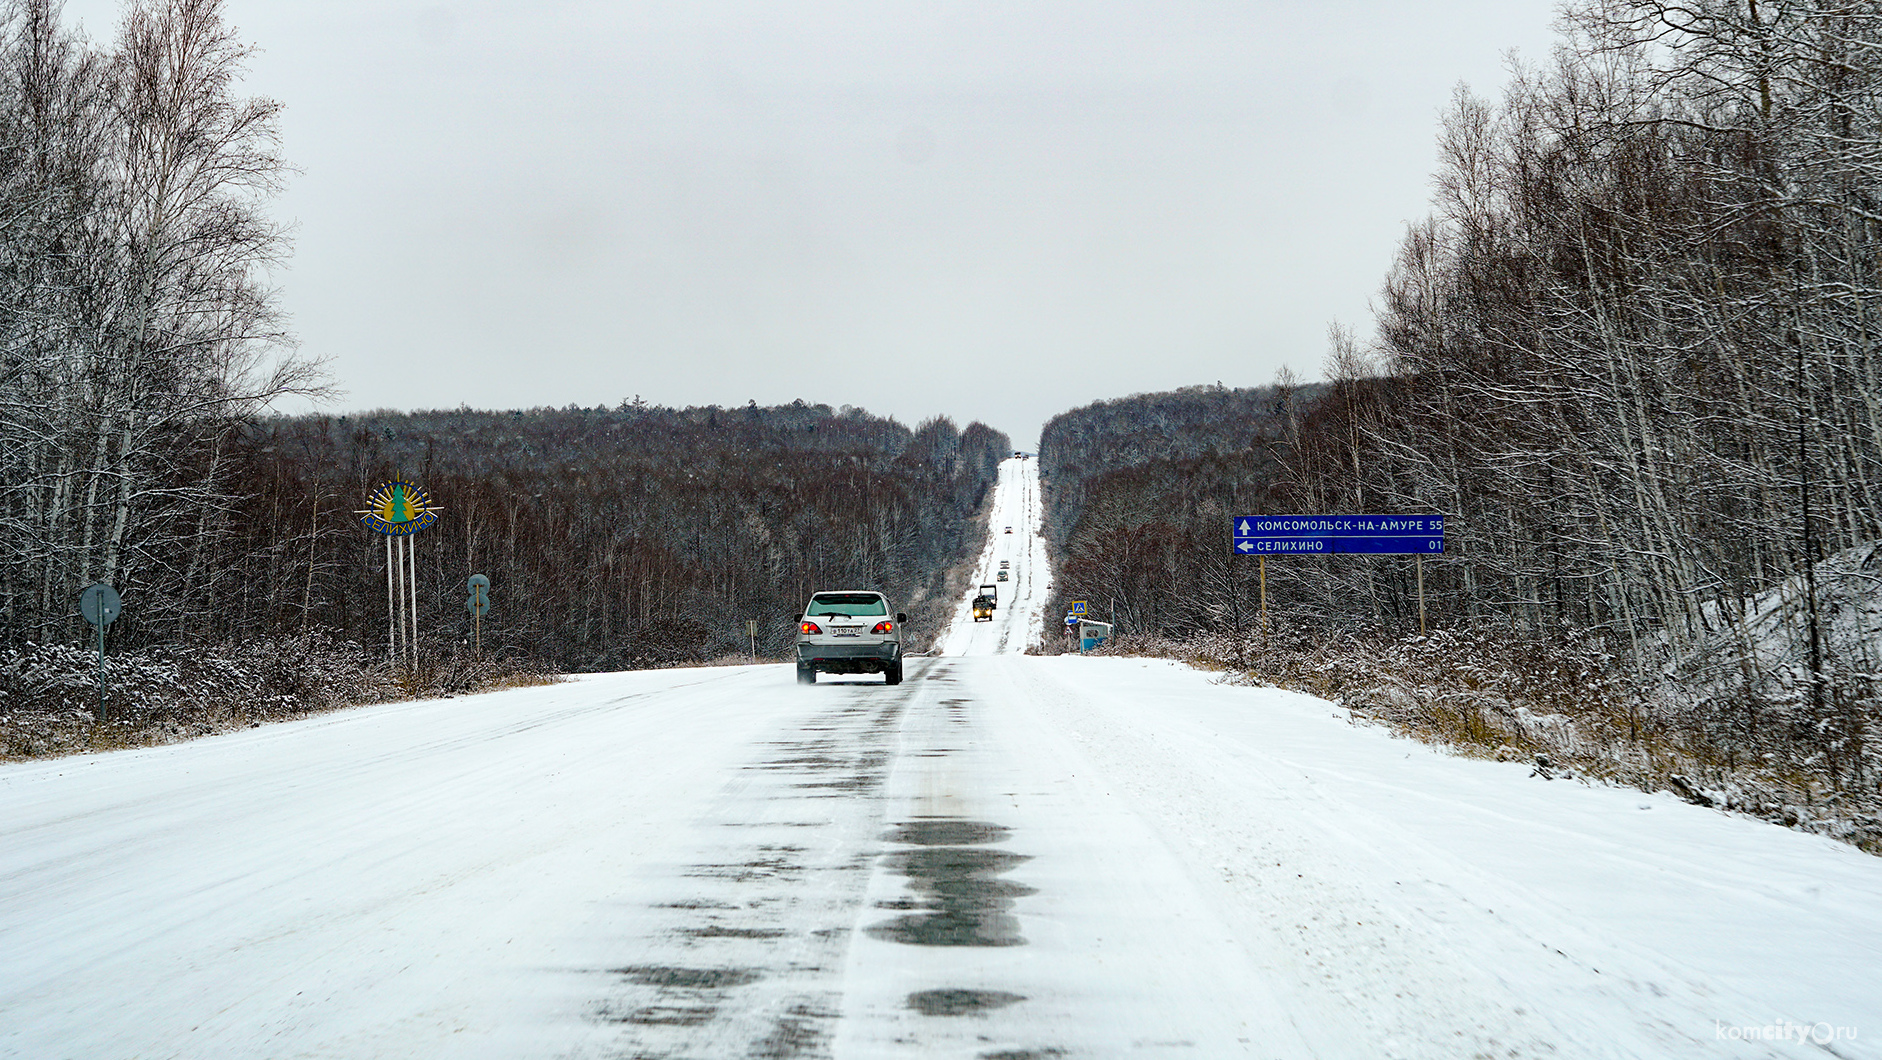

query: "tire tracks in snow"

left=574, top=665, right=935, bottom=1059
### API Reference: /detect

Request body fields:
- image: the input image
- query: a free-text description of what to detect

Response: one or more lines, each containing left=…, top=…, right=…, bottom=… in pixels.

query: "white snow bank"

left=1007, top=655, right=1882, bottom=1058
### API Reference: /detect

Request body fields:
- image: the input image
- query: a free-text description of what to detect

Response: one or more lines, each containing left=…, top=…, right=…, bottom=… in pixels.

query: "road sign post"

left=359, top=479, right=442, bottom=669
left=747, top=619, right=757, bottom=664
left=79, top=583, right=122, bottom=723
left=1259, top=555, right=1268, bottom=641
left=1066, top=600, right=1090, bottom=650
left=466, top=574, right=490, bottom=656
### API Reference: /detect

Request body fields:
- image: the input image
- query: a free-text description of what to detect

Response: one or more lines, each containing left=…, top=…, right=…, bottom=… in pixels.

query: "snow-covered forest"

left=1042, top=0, right=1882, bottom=847
left=226, top=403, right=1008, bottom=668
left=1037, top=383, right=1309, bottom=635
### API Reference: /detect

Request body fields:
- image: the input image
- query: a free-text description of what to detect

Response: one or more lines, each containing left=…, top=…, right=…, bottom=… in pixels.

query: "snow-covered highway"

left=4, top=459, right=1881, bottom=1059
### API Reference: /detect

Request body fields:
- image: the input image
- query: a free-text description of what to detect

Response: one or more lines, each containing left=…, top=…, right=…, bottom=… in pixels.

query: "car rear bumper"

left=799, top=642, right=897, bottom=660
left=798, top=641, right=900, bottom=673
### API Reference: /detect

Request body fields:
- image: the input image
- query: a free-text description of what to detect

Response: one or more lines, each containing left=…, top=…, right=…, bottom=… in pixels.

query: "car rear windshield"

left=806, top=594, right=887, bottom=616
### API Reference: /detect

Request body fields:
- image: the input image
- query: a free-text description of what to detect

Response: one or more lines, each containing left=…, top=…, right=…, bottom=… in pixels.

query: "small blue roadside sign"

left=1233, top=515, right=1444, bottom=555
left=1070, top=600, right=1088, bottom=615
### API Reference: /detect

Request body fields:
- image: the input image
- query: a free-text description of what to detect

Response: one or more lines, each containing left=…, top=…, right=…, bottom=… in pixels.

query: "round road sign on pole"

left=80, top=583, right=121, bottom=627
left=79, top=583, right=121, bottom=724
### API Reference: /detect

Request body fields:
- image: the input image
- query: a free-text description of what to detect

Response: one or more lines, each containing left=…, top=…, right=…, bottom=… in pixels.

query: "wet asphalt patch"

left=608, top=1003, right=718, bottom=1027
left=906, top=988, right=1027, bottom=1017
left=683, top=854, right=804, bottom=883
left=865, top=847, right=1034, bottom=947
left=749, top=998, right=837, bottom=1058
left=597, top=965, right=765, bottom=1029
left=684, top=926, right=790, bottom=939
left=865, top=819, right=1033, bottom=948
left=614, top=965, right=764, bottom=989
left=885, top=818, right=1011, bottom=847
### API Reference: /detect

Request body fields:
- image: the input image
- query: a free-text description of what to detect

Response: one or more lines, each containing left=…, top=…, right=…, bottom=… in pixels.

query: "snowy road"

left=937, top=456, right=1052, bottom=659
left=4, top=459, right=1882, bottom=1059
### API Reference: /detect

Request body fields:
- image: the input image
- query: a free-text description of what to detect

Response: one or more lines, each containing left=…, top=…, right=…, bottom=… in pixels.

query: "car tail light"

left=800, top=621, right=822, bottom=635
left=872, top=621, right=894, bottom=633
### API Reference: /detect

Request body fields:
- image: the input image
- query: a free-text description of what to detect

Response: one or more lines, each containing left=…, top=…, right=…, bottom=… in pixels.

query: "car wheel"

left=884, top=660, right=903, bottom=685
left=796, top=664, right=816, bottom=685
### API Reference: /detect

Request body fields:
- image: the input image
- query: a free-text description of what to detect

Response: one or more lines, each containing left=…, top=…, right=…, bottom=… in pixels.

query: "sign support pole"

left=395, top=535, right=404, bottom=663
left=466, top=575, right=490, bottom=658
left=386, top=535, right=397, bottom=660
left=1258, top=555, right=1268, bottom=643
left=1416, top=553, right=1427, bottom=636
left=79, top=584, right=121, bottom=723
left=404, top=538, right=413, bottom=661
left=97, top=615, right=106, bottom=722
left=407, top=534, right=419, bottom=666
left=395, top=536, right=402, bottom=664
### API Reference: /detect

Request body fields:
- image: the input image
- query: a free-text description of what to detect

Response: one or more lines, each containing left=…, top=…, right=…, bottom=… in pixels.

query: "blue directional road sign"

left=1233, top=515, right=1444, bottom=555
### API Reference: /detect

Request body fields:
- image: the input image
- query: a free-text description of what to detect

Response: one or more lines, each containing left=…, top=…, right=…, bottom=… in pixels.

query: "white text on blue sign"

left=1235, top=515, right=1444, bottom=536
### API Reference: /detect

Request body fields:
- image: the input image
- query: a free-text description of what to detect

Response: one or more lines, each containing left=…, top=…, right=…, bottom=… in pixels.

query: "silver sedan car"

left=794, top=590, right=907, bottom=685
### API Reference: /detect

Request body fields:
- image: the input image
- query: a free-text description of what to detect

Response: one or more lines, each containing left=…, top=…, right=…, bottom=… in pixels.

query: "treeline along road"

left=226, top=403, right=1010, bottom=669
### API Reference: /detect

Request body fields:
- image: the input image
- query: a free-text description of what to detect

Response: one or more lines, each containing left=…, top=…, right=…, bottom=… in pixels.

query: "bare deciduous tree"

left=0, top=0, right=321, bottom=645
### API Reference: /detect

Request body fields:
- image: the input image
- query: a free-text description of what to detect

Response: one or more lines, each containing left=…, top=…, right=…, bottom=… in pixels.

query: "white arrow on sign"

left=1237, top=541, right=1256, bottom=552
left=1239, top=519, right=1253, bottom=534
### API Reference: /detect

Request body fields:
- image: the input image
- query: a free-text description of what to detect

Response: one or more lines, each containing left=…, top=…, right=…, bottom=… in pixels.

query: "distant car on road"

left=997, top=570, right=1008, bottom=582
left=795, top=591, right=905, bottom=685
left=1004, top=526, right=1013, bottom=534
left=999, top=560, right=1010, bottom=568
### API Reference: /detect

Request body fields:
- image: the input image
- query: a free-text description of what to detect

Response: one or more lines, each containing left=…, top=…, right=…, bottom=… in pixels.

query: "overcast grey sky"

left=67, top=0, right=1563, bottom=447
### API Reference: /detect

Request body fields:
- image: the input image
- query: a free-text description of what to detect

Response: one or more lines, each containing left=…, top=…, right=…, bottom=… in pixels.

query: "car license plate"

left=833, top=626, right=862, bottom=637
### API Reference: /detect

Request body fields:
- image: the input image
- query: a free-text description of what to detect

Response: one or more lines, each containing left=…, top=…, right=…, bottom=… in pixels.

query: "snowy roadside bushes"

left=1085, top=628, right=1882, bottom=854
left=0, top=634, right=557, bottom=759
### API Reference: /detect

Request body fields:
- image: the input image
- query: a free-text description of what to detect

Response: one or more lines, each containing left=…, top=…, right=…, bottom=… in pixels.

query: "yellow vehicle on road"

left=971, top=583, right=998, bottom=621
